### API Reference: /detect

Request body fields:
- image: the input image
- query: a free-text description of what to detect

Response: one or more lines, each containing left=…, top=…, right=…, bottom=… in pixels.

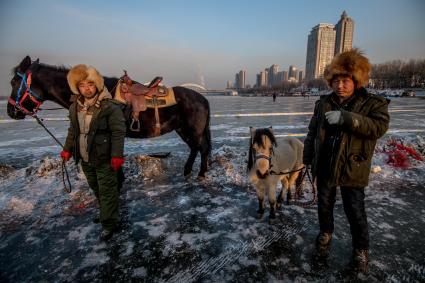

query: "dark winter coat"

left=303, top=87, right=390, bottom=187
left=63, top=98, right=126, bottom=166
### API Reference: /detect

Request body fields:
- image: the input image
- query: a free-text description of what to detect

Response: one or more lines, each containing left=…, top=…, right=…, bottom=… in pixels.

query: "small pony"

left=247, top=127, right=304, bottom=222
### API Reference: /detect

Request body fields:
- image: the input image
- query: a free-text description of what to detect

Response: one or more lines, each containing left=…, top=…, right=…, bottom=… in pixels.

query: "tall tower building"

left=238, top=70, right=246, bottom=89
left=335, top=11, right=354, bottom=55
left=305, top=23, right=336, bottom=80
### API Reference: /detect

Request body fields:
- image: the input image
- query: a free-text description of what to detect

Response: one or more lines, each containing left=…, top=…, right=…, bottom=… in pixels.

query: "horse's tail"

left=203, top=105, right=212, bottom=159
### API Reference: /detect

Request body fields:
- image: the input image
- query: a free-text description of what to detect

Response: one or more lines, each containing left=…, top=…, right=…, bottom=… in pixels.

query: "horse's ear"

left=18, top=56, right=32, bottom=72
left=34, top=58, right=40, bottom=64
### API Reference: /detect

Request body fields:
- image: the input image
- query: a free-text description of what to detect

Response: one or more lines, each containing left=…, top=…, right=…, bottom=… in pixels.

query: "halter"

left=8, top=71, right=44, bottom=116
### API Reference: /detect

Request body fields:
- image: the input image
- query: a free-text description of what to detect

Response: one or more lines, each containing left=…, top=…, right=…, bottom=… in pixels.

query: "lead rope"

left=32, top=114, right=72, bottom=193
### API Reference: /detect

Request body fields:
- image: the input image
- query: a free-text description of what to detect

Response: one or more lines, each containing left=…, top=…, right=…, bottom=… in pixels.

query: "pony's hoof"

left=268, top=216, right=277, bottom=225
left=184, top=172, right=192, bottom=180
left=277, top=202, right=282, bottom=210
left=256, top=211, right=264, bottom=219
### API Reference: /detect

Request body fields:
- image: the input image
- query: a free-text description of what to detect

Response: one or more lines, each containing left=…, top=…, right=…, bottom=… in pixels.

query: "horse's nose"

left=256, top=169, right=268, bottom=179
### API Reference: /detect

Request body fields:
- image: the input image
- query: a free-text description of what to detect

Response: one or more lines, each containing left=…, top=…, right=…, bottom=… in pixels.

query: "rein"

left=32, top=114, right=72, bottom=193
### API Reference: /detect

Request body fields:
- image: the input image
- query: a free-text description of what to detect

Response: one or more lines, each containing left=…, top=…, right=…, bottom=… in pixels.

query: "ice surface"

left=1, top=97, right=424, bottom=282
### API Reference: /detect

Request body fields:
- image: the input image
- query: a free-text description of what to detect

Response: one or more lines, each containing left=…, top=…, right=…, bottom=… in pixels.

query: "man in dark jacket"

left=60, top=64, right=126, bottom=241
left=303, top=49, right=389, bottom=272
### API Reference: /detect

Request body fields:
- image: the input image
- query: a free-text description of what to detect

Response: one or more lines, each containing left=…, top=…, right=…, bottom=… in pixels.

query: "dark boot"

left=100, top=228, right=115, bottom=241
left=315, top=232, right=332, bottom=258
left=352, top=249, right=369, bottom=273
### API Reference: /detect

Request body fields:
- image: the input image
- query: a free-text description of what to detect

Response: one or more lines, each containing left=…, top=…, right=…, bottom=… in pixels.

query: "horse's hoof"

left=184, top=172, right=192, bottom=179
left=196, top=175, right=206, bottom=182
left=256, top=210, right=264, bottom=219
left=277, top=202, right=282, bottom=210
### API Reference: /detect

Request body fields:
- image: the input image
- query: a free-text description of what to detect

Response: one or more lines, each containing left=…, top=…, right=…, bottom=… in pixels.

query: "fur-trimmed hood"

left=324, top=48, right=371, bottom=89
left=67, top=64, right=104, bottom=95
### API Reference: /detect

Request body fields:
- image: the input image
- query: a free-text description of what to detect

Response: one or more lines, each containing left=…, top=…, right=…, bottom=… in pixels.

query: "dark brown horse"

left=7, top=56, right=211, bottom=177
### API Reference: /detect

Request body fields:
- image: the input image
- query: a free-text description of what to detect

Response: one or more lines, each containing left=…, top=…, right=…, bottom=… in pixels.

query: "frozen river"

left=1, top=95, right=425, bottom=282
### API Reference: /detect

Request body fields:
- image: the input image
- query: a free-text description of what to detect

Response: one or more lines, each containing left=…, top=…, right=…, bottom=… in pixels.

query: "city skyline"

left=0, top=0, right=424, bottom=93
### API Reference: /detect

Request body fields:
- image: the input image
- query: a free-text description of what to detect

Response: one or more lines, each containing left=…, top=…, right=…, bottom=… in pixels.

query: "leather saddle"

left=114, top=72, right=176, bottom=133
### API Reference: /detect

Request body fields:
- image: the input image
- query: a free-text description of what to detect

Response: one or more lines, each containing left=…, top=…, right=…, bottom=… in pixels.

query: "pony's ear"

left=18, top=56, right=32, bottom=72
left=250, top=126, right=256, bottom=137
left=34, top=58, right=39, bottom=64
left=268, top=126, right=274, bottom=135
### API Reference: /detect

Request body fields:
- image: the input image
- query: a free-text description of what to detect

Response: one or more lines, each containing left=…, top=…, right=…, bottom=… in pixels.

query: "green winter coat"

left=303, top=87, right=390, bottom=187
left=63, top=98, right=126, bottom=166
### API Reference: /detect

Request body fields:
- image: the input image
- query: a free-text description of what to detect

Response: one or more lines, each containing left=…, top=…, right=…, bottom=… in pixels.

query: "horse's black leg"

left=198, top=139, right=210, bottom=178
left=184, top=148, right=198, bottom=177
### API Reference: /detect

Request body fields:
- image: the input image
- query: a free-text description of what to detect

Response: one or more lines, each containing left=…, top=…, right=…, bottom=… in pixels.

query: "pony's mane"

left=247, top=128, right=277, bottom=171
left=252, top=128, right=277, bottom=148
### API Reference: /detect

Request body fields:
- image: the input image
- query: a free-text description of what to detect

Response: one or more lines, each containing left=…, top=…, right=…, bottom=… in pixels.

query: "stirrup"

left=130, top=118, right=140, bottom=132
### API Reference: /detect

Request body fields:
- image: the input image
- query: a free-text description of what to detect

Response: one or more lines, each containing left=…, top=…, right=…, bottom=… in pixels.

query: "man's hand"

left=60, top=150, right=71, bottom=162
left=325, top=111, right=344, bottom=125
left=111, top=157, right=124, bottom=172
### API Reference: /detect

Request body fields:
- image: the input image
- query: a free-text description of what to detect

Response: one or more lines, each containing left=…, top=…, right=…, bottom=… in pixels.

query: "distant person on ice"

left=303, top=49, right=390, bottom=273
left=272, top=92, right=277, bottom=102
left=60, top=65, right=126, bottom=241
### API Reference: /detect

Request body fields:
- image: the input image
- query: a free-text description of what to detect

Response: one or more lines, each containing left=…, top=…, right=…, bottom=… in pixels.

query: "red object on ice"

left=384, top=139, right=424, bottom=168
left=395, top=144, right=423, bottom=161
left=387, top=149, right=410, bottom=168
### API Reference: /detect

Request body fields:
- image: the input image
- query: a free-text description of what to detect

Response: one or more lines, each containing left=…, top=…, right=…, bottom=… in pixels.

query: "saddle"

left=114, top=72, right=177, bottom=134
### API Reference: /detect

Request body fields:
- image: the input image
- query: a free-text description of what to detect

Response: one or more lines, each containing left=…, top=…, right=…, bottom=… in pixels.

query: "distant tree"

left=370, top=58, right=425, bottom=89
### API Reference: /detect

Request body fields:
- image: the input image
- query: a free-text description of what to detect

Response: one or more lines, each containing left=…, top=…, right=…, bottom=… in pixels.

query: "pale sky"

left=0, top=0, right=424, bottom=93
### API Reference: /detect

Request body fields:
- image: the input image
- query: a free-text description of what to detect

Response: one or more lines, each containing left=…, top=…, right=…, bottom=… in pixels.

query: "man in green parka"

left=60, top=64, right=126, bottom=241
left=303, top=49, right=390, bottom=273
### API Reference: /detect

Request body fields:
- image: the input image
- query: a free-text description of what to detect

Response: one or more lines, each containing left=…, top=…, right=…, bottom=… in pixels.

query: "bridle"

left=8, top=71, right=44, bottom=116
left=7, top=68, right=72, bottom=193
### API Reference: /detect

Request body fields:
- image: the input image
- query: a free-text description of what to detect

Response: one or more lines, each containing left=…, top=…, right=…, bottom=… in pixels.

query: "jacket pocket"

left=94, top=134, right=111, bottom=160
left=343, top=153, right=370, bottom=185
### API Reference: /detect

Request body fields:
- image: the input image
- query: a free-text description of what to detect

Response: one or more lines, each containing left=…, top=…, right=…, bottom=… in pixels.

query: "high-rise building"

left=282, top=70, right=288, bottom=82
left=238, top=70, right=246, bottom=89
left=259, top=71, right=267, bottom=87
left=276, top=71, right=285, bottom=85
left=288, top=65, right=297, bottom=80
left=335, top=11, right=354, bottom=55
left=298, top=70, right=304, bottom=82
left=305, top=11, right=354, bottom=81
left=234, top=73, right=239, bottom=89
left=267, top=64, right=279, bottom=86
left=305, top=23, right=336, bottom=80
left=226, top=80, right=232, bottom=89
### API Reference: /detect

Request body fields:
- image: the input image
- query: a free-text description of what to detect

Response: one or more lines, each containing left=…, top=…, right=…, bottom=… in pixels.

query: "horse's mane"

left=247, top=128, right=277, bottom=171
left=12, top=62, right=70, bottom=74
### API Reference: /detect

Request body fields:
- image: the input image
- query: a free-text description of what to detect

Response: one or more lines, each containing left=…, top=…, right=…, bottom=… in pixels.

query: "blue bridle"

left=9, top=71, right=44, bottom=115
